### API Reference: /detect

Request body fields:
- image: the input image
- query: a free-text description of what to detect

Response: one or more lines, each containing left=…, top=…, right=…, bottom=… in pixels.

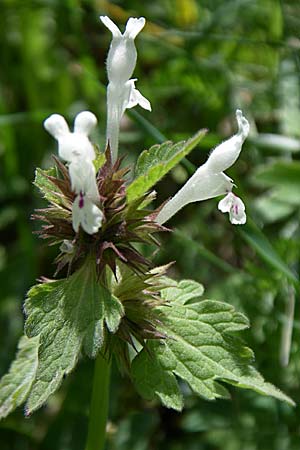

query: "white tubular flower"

left=100, top=15, right=151, bottom=162
left=44, top=110, right=103, bottom=235
left=156, top=110, right=249, bottom=226
left=72, top=193, right=104, bottom=235
left=218, top=192, right=246, bottom=225
left=44, top=111, right=97, bottom=162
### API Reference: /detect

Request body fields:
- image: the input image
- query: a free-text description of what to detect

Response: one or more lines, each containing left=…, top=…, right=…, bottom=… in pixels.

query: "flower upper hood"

left=100, top=16, right=146, bottom=84
left=44, top=111, right=97, bottom=163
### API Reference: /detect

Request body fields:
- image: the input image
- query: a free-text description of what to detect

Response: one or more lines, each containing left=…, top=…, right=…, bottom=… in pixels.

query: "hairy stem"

left=85, top=352, right=111, bottom=450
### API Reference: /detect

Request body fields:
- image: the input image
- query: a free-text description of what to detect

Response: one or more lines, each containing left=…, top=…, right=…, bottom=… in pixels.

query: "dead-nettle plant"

left=0, top=15, right=294, bottom=450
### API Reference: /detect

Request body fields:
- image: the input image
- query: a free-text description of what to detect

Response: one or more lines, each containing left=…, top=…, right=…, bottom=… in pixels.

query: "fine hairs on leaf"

left=127, top=129, right=207, bottom=202
left=23, top=260, right=124, bottom=415
left=0, top=336, right=39, bottom=419
left=131, top=278, right=295, bottom=410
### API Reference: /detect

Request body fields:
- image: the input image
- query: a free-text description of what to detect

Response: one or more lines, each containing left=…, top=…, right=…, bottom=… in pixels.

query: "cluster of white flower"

left=43, top=16, right=249, bottom=236
left=44, top=111, right=103, bottom=234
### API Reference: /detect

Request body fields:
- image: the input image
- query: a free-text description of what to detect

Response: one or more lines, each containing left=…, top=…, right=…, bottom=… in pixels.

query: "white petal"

left=206, top=110, right=249, bottom=173
left=59, top=134, right=95, bottom=162
left=182, top=168, right=233, bottom=203
left=72, top=195, right=103, bottom=235
left=218, top=192, right=234, bottom=213
left=68, top=158, right=99, bottom=202
left=105, top=31, right=137, bottom=83
left=44, top=114, right=69, bottom=139
left=236, top=109, right=250, bottom=141
left=156, top=167, right=233, bottom=225
left=126, top=79, right=151, bottom=111
left=74, top=111, right=97, bottom=135
left=229, top=195, right=246, bottom=225
left=72, top=196, right=81, bottom=232
left=100, top=16, right=121, bottom=38
left=124, top=17, right=146, bottom=39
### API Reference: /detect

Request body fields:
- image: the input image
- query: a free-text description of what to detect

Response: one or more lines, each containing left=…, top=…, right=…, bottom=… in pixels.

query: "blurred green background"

left=0, top=0, right=300, bottom=449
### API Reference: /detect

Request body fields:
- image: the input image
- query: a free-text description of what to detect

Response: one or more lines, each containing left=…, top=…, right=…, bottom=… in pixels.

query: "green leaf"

left=132, top=279, right=294, bottom=410
left=132, top=344, right=184, bottom=411
left=161, top=279, right=204, bottom=305
left=24, top=262, right=124, bottom=414
left=105, top=294, right=125, bottom=333
left=0, top=335, right=39, bottom=419
left=93, top=147, right=106, bottom=171
left=126, top=130, right=207, bottom=202
left=34, top=167, right=69, bottom=208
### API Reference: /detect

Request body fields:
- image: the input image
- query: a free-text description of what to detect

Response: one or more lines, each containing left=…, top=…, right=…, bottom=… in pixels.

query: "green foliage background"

left=0, top=0, right=299, bottom=448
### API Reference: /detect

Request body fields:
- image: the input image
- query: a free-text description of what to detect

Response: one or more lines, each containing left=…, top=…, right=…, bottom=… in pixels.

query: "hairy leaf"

left=34, top=167, right=68, bottom=207
left=93, top=148, right=106, bottom=171
left=161, top=278, right=204, bottom=305
left=24, top=261, right=124, bottom=414
left=127, top=130, right=206, bottom=202
left=0, top=336, right=39, bottom=419
left=132, top=279, right=294, bottom=410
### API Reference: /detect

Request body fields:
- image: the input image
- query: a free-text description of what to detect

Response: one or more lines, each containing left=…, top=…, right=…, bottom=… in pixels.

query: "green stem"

left=85, top=352, right=111, bottom=450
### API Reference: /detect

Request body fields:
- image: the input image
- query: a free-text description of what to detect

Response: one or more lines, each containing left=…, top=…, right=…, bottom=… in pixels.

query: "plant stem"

left=85, top=352, right=111, bottom=450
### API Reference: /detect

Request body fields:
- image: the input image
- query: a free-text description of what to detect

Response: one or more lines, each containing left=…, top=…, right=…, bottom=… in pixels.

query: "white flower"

left=100, top=15, right=151, bottom=162
left=44, top=110, right=103, bottom=235
left=72, top=193, right=104, bottom=235
left=156, top=110, right=249, bottom=225
left=218, top=192, right=246, bottom=225
left=44, top=111, right=97, bottom=162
